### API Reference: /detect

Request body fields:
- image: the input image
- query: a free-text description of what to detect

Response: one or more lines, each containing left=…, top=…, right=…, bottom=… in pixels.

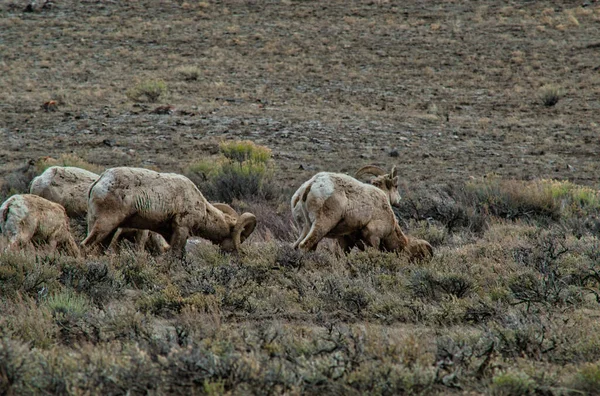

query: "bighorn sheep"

left=291, top=171, right=404, bottom=251
left=292, top=165, right=401, bottom=249
left=81, top=167, right=257, bottom=256
left=0, top=194, right=80, bottom=256
left=29, top=166, right=169, bottom=254
left=30, top=166, right=98, bottom=218
left=291, top=169, right=433, bottom=261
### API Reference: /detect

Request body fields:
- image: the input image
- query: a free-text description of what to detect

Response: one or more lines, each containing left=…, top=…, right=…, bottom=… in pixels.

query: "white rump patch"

left=310, top=173, right=335, bottom=199
left=0, top=196, right=30, bottom=238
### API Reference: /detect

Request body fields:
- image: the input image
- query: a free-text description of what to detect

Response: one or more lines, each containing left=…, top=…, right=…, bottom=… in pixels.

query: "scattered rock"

left=152, top=105, right=175, bottom=115
left=103, top=139, right=116, bottom=147
left=389, top=148, right=400, bottom=157
left=41, top=100, right=58, bottom=112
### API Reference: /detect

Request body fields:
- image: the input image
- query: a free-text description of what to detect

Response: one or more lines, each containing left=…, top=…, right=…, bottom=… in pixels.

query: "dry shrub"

left=234, top=200, right=295, bottom=243
left=127, top=79, right=167, bottom=103
left=538, top=84, right=562, bottom=107
left=464, top=176, right=559, bottom=222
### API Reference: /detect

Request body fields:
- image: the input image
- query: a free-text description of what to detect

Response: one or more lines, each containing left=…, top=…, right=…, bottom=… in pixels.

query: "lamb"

left=29, top=165, right=169, bottom=253
left=0, top=194, right=80, bottom=256
left=81, top=167, right=257, bottom=256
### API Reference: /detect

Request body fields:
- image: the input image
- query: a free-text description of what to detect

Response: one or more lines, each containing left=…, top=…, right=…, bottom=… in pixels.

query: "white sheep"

left=290, top=171, right=404, bottom=251
left=290, top=170, right=433, bottom=261
left=0, top=194, right=80, bottom=256
left=81, top=167, right=257, bottom=256
left=29, top=165, right=169, bottom=254
left=30, top=166, right=98, bottom=218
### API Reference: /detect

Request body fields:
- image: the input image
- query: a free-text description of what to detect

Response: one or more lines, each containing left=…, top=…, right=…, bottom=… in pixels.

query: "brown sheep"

left=0, top=194, right=80, bottom=256
left=290, top=171, right=406, bottom=252
left=30, top=165, right=169, bottom=254
left=82, top=167, right=257, bottom=257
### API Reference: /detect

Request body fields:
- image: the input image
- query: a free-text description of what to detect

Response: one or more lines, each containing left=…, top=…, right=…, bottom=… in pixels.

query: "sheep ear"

left=392, top=176, right=399, bottom=186
left=391, top=166, right=398, bottom=178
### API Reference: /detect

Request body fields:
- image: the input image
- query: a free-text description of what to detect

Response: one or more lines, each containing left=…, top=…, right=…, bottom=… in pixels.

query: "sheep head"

left=355, top=165, right=401, bottom=207
left=212, top=203, right=257, bottom=251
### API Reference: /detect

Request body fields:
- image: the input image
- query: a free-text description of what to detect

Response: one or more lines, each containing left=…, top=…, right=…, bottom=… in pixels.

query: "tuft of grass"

left=45, top=289, right=90, bottom=319
left=175, top=65, right=202, bottom=81
left=570, top=362, right=600, bottom=393
left=127, top=79, right=167, bottom=103
left=538, top=84, right=562, bottom=107
left=465, top=176, right=559, bottom=222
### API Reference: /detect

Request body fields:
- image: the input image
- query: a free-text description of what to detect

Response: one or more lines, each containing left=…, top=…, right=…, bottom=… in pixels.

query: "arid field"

left=1, top=0, right=600, bottom=394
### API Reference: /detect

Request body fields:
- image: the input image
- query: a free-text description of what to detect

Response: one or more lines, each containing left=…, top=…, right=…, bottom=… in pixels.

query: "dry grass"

left=1, top=0, right=600, bottom=393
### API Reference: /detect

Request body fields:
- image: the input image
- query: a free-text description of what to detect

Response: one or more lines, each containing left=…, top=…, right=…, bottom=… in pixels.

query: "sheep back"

left=30, top=166, right=99, bottom=217
left=89, top=167, right=208, bottom=226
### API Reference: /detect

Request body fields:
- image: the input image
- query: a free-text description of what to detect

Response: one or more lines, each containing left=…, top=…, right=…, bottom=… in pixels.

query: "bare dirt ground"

left=1, top=0, right=599, bottom=190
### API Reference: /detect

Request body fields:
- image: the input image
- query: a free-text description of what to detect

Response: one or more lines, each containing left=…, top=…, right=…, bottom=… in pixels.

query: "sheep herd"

left=0, top=164, right=433, bottom=261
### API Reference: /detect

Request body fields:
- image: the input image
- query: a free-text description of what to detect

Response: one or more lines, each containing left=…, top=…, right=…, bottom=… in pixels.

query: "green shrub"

left=127, top=79, right=167, bottom=102
left=490, top=370, right=536, bottom=395
left=186, top=140, right=277, bottom=203
left=219, top=140, right=272, bottom=164
left=570, top=362, right=600, bottom=393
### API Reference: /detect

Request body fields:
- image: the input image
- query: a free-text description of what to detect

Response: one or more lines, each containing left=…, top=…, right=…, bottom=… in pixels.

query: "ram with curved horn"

left=355, top=165, right=401, bottom=207
left=81, top=167, right=256, bottom=257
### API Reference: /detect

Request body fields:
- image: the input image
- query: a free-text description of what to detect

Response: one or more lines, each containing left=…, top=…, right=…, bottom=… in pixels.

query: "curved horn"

left=355, top=165, right=386, bottom=179
left=212, top=203, right=239, bottom=219
left=233, top=213, right=257, bottom=251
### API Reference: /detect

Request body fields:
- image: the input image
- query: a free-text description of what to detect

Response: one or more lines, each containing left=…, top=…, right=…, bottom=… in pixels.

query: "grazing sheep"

left=30, top=166, right=98, bottom=217
left=30, top=165, right=169, bottom=253
left=0, top=194, right=79, bottom=256
left=290, top=171, right=407, bottom=252
left=82, top=167, right=257, bottom=256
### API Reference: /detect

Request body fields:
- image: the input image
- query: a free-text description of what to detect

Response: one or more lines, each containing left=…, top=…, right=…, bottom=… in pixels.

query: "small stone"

left=389, top=149, right=400, bottom=157
left=41, top=100, right=58, bottom=112
left=103, top=139, right=116, bottom=147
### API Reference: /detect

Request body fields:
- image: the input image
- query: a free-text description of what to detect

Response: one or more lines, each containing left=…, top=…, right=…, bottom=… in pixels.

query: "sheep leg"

left=292, top=222, right=311, bottom=249
left=81, top=223, right=120, bottom=251
left=169, top=227, right=189, bottom=258
left=291, top=203, right=310, bottom=249
left=298, top=201, right=343, bottom=252
left=47, top=238, right=58, bottom=255
left=360, top=227, right=381, bottom=250
left=134, top=230, right=150, bottom=253
left=62, top=235, right=81, bottom=257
